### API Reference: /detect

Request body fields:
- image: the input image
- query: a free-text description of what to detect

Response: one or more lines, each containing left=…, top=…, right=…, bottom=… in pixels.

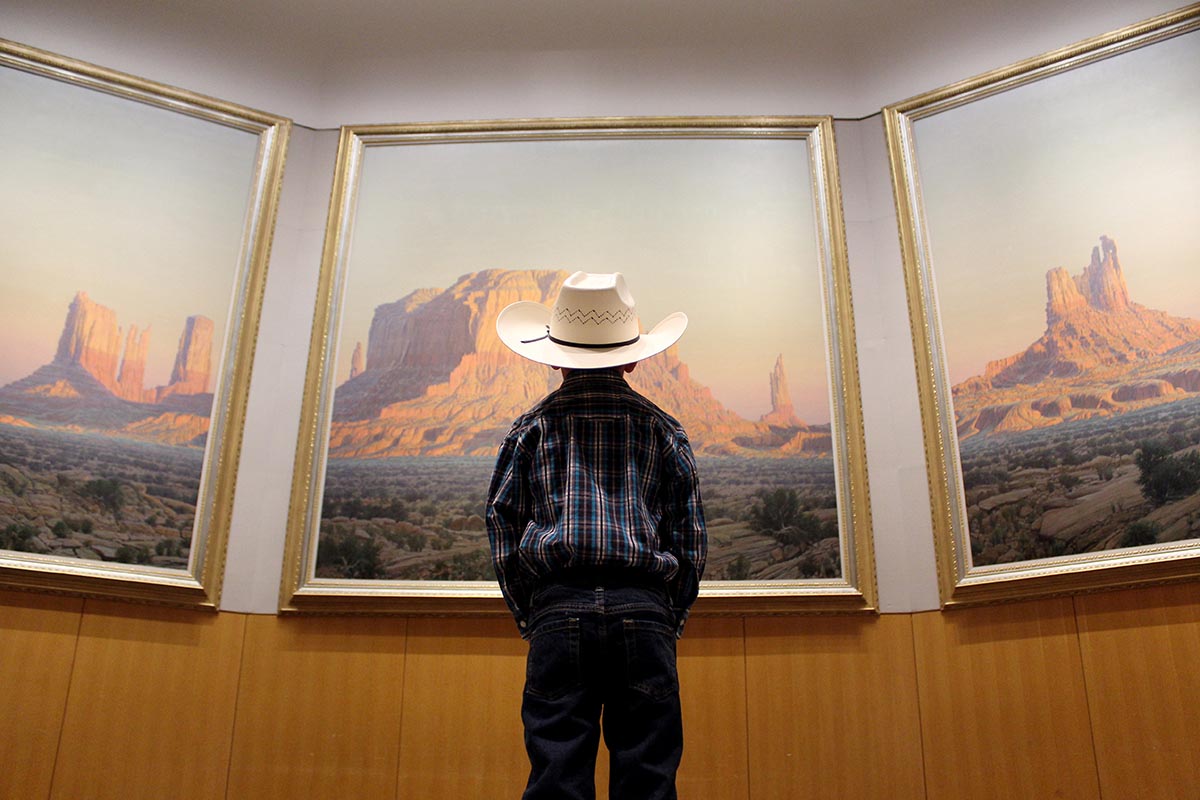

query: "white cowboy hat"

left=496, top=271, right=688, bottom=369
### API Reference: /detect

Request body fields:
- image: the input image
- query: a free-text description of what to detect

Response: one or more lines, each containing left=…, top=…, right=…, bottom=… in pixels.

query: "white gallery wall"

left=1, top=0, right=1187, bottom=612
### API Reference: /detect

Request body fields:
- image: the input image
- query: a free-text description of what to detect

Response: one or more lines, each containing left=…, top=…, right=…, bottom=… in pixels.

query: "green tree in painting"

left=317, top=532, right=385, bottom=579
left=1135, top=441, right=1200, bottom=506
left=82, top=478, right=126, bottom=516
left=0, top=523, right=46, bottom=553
left=748, top=488, right=832, bottom=547
left=1122, top=520, right=1161, bottom=548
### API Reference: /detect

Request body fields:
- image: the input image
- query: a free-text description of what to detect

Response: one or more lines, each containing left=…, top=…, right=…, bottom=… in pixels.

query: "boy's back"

left=486, top=272, right=707, bottom=800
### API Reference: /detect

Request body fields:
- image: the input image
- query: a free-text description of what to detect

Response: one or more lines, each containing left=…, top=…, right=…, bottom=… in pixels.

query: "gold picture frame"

left=0, top=40, right=291, bottom=608
left=883, top=5, right=1200, bottom=606
left=282, top=116, right=875, bottom=614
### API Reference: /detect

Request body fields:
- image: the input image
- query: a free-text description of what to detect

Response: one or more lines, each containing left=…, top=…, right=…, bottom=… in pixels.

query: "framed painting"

left=884, top=5, right=1200, bottom=605
left=282, top=116, right=875, bottom=614
left=0, top=40, right=290, bottom=607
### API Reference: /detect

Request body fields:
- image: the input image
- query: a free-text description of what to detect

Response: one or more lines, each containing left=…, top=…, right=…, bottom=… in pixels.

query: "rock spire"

left=760, top=354, right=805, bottom=427
left=116, top=325, right=151, bottom=402
left=54, top=292, right=122, bottom=392
left=156, top=316, right=214, bottom=401
left=349, top=341, right=365, bottom=380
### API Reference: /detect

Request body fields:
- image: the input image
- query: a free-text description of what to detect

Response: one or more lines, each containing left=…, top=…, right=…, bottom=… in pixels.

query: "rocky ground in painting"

left=316, top=455, right=841, bottom=582
left=961, top=394, right=1200, bottom=565
left=0, top=424, right=198, bottom=567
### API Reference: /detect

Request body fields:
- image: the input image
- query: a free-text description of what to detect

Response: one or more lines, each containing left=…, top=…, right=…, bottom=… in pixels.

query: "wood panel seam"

left=392, top=618, right=409, bottom=800
left=1071, top=596, right=1107, bottom=800
left=740, top=616, right=752, bottom=800
left=222, top=612, right=251, bottom=800
left=907, top=613, right=931, bottom=800
left=44, top=598, right=86, bottom=800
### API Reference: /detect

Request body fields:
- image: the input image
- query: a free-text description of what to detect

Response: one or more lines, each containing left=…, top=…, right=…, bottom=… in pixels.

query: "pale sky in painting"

left=0, top=65, right=258, bottom=389
left=337, top=135, right=832, bottom=423
left=915, top=29, right=1200, bottom=386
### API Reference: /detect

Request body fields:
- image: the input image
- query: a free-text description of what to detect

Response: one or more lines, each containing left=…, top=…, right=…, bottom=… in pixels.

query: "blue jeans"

left=521, top=583, right=682, bottom=800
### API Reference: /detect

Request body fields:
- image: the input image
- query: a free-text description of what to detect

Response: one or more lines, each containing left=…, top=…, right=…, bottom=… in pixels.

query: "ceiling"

left=2, top=0, right=1184, bottom=126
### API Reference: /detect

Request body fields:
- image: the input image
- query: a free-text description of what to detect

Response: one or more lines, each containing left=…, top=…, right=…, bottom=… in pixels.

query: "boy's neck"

left=557, top=363, right=638, bottom=380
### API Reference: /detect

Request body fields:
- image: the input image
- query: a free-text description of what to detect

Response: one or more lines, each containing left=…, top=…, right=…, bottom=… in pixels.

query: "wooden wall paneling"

left=397, top=617, right=528, bottom=799
left=1075, top=582, right=1200, bottom=800
left=0, top=590, right=83, bottom=800
left=226, top=614, right=408, bottom=800
left=677, top=616, right=749, bottom=800
left=744, top=614, right=925, bottom=800
left=49, top=601, right=245, bottom=800
left=911, top=598, right=1100, bottom=800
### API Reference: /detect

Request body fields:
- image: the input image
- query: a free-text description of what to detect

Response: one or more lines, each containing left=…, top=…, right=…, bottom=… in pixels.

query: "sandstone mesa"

left=329, top=269, right=829, bottom=458
left=952, top=236, right=1200, bottom=439
left=0, top=291, right=215, bottom=446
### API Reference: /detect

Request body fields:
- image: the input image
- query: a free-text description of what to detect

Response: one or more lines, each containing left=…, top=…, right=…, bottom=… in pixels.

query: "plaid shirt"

left=486, top=369, right=707, bottom=636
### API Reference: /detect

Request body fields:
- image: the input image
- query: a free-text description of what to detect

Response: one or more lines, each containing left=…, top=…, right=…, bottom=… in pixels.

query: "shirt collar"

left=560, top=368, right=628, bottom=387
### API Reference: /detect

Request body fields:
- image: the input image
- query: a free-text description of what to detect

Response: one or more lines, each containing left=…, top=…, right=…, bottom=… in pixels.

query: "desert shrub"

left=748, top=488, right=832, bottom=547
left=389, top=527, right=427, bottom=552
left=1058, top=473, right=1082, bottom=491
left=316, top=532, right=385, bottom=579
left=725, top=554, right=751, bottom=580
left=82, top=478, right=125, bottom=514
left=1016, top=451, right=1056, bottom=470
left=796, top=544, right=841, bottom=579
left=1, top=469, right=28, bottom=496
left=748, top=488, right=801, bottom=534
left=114, top=545, right=153, bottom=564
left=322, top=494, right=409, bottom=522
left=430, top=548, right=494, bottom=581
left=155, top=538, right=183, bottom=557
left=1135, top=441, right=1200, bottom=506
left=963, top=466, right=1010, bottom=490
left=1122, top=520, right=1161, bottom=548
left=0, top=523, right=45, bottom=553
left=1056, top=443, right=1085, bottom=466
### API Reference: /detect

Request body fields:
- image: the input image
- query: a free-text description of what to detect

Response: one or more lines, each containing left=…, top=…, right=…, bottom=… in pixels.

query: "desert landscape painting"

left=950, top=236, right=1200, bottom=565
left=0, top=292, right=220, bottom=567
left=910, top=26, right=1200, bottom=568
left=312, top=130, right=849, bottom=584
left=317, top=269, right=840, bottom=583
left=0, top=61, right=259, bottom=572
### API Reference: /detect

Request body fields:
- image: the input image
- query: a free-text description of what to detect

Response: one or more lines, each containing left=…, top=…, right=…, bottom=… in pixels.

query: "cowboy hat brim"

left=496, top=301, right=688, bottom=369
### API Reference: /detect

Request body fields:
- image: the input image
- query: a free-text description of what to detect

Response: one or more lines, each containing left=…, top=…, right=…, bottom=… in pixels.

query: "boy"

left=487, top=271, right=707, bottom=800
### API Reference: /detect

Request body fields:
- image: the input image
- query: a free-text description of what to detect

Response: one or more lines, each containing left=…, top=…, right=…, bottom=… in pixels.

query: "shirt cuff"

left=674, top=607, right=690, bottom=639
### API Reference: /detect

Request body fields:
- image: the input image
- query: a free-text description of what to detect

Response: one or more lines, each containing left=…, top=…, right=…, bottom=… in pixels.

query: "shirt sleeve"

left=662, top=429, right=708, bottom=637
left=486, top=425, right=535, bottom=636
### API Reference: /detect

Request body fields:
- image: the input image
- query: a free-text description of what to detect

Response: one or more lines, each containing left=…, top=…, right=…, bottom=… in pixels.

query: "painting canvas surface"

left=913, top=29, right=1200, bottom=567
left=0, top=64, right=260, bottom=570
left=315, top=134, right=844, bottom=583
